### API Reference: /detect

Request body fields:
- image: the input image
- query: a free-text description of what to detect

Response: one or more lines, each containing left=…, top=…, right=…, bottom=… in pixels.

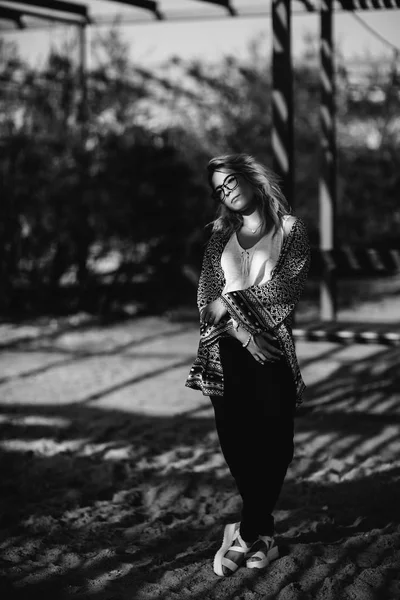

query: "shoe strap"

left=228, top=544, right=247, bottom=554
left=259, top=535, right=274, bottom=546
left=222, top=557, right=240, bottom=572
left=247, top=550, right=267, bottom=561
left=235, top=531, right=252, bottom=551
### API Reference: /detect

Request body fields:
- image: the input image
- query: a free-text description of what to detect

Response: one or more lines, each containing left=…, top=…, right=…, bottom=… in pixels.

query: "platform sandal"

left=213, top=522, right=252, bottom=577
left=246, top=535, right=279, bottom=569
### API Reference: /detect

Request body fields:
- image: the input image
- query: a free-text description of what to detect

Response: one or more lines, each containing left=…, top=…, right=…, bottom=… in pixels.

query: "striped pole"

left=297, top=0, right=400, bottom=11
left=272, top=0, right=294, bottom=206
left=319, top=0, right=337, bottom=321
left=339, top=0, right=400, bottom=10
left=310, top=247, right=400, bottom=275
left=293, top=325, right=400, bottom=346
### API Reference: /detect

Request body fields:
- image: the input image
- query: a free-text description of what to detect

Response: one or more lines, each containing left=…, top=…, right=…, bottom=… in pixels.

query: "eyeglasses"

left=211, top=173, right=240, bottom=203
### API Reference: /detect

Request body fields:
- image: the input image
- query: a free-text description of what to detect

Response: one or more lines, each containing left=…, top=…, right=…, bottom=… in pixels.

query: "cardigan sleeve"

left=197, top=235, right=224, bottom=311
left=196, top=233, right=235, bottom=346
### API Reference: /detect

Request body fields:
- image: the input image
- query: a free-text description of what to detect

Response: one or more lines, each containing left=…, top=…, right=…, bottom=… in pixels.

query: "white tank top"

left=221, top=216, right=288, bottom=294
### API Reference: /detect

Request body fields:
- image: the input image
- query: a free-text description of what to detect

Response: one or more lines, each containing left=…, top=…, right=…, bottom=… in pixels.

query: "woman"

left=185, top=154, right=310, bottom=577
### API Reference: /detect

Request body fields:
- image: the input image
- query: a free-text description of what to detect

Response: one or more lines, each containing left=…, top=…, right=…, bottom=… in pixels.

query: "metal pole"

left=319, top=0, right=337, bottom=321
left=78, top=22, right=88, bottom=128
left=77, top=21, right=91, bottom=294
left=272, top=0, right=294, bottom=206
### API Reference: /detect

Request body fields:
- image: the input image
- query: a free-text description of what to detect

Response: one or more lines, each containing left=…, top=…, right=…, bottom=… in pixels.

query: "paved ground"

left=0, top=310, right=400, bottom=599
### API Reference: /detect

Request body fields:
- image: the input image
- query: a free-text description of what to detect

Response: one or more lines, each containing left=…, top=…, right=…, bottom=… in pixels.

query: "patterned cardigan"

left=185, top=217, right=311, bottom=407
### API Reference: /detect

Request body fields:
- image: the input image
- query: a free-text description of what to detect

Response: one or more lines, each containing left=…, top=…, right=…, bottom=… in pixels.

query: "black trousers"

left=210, top=336, right=296, bottom=542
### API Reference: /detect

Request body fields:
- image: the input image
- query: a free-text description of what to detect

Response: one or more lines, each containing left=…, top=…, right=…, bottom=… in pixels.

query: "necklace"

left=243, top=220, right=263, bottom=234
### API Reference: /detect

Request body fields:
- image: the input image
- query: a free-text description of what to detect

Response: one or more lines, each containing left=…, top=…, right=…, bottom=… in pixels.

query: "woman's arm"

left=197, top=231, right=230, bottom=310
left=197, top=242, right=220, bottom=311
left=226, top=318, right=283, bottom=362
left=197, top=240, right=229, bottom=326
left=196, top=234, right=232, bottom=342
left=199, top=218, right=310, bottom=352
left=220, top=218, right=310, bottom=334
left=200, top=297, right=228, bottom=326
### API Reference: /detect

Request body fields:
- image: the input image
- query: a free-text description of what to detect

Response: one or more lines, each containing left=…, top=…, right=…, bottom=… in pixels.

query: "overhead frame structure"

left=0, top=0, right=241, bottom=26
left=2, top=0, right=89, bottom=20
left=0, top=4, right=25, bottom=27
left=0, top=0, right=91, bottom=124
left=278, top=0, right=400, bottom=320
left=1, top=0, right=400, bottom=330
left=0, top=6, right=85, bottom=25
left=3, top=0, right=400, bottom=28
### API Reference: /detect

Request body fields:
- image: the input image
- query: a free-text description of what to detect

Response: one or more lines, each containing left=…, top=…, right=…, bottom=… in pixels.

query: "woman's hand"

left=246, top=331, right=283, bottom=365
left=200, top=298, right=228, bottom=326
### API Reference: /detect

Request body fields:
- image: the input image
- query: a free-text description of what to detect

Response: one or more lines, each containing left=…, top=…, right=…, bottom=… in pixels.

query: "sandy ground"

left=1, top=290, right=400, bottom=600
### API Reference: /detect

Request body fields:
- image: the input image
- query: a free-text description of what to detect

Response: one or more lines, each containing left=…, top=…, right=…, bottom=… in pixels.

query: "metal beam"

left=0, top=8, right=308, bottom=33
left=0, top=5, right=25, bottom=27
left=106, top=0, right=236, bottom=18
left=0, top=4, right=87, bottom=25
left=191, top=0, right=237, bottom=16
left=3, top=2, right=400, bottom=33
left=105, top=0, right=163, bottom=19
left=6, top=0, right=88, bottom=19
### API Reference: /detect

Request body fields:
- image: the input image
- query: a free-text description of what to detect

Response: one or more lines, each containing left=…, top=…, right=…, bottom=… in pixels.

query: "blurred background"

left=1, top=0, right=399, bottom=321
left=1, top=4, right=400, bottom=599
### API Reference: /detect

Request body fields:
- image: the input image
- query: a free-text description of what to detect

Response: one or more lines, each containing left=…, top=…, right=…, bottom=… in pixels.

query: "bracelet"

left=242, top=333, right=252, bottom=348
left=228, top=318, right=240, bottom=332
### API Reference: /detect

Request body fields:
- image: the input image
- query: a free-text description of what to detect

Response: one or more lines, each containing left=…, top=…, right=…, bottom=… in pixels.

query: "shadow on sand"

left=0, top=318, right=400, bottom=600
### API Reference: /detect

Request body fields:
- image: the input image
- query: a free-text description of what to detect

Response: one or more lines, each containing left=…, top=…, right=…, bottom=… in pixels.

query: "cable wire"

left=350, top=12, right=400, bottom=55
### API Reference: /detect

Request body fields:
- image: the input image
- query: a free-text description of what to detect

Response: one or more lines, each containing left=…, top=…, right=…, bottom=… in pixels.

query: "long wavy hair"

left=207, top=153, right=291, bottom=236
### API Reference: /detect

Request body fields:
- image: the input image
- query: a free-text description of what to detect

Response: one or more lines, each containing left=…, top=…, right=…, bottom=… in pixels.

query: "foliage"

left=0, top=31, right=399, bottom=315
